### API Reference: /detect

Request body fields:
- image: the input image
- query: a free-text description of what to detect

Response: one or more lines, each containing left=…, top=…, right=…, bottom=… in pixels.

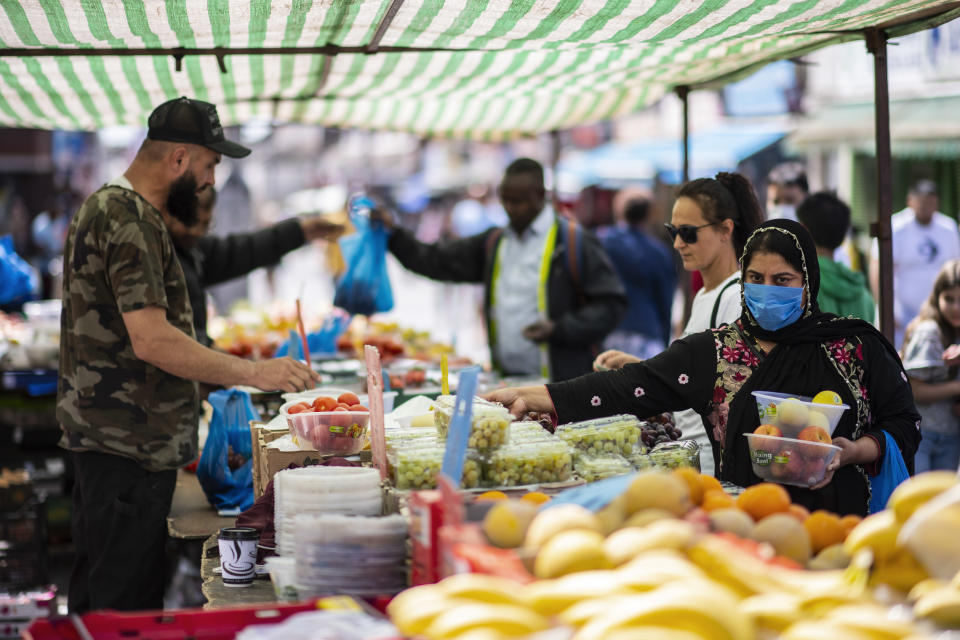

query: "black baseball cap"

left=147, top=97, right=251, bottom=158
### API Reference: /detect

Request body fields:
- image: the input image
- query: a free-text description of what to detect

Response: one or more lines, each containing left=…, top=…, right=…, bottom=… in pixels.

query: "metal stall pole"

left=677, top=86, right=690, bottom=184
left=676, top=86, right=693, bottom=329
left=865, top=29, right=895, bottom=345
left=550, top=129, right=561, bottom=206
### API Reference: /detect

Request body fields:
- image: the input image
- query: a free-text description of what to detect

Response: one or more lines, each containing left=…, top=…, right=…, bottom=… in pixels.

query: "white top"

left=492, top=205, right=555, bottom=376
left=681, top=271, right=742, bottom=337
left=871, top=208, right=960, bottom=348
left=677, top=269, right=741, bottom=476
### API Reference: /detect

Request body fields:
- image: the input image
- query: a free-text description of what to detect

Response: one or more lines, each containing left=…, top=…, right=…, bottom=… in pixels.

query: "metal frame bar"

left=677, top=85, right=690, bottom=184
left=865, top=28, right=895, bottom=344
left=367, top=0, right=406, bottom=53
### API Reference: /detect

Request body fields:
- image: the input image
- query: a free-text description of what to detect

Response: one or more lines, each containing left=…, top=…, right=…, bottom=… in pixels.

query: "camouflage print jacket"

left=57, top=181, right=200, bottom=471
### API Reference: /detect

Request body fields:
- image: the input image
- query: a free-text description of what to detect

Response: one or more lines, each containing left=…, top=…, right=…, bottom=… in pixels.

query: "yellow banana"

left=843, top=510, right=901, bottom=561
left=887, top=471, right=958, bottom=522
left=604, top=520, right=696, bottom=566
left=908, top=579, right=948, bottom=603
left=739, top=593, right=803, bottom=633
left=522, top=570, right=628, bottom=616
left=424, top=603, right=549, bottom=639
left=824, top=604, right=921, bottom=639
left=780, top=621, right=877, bottom=640
left=572, top=581, right=751, bottom=640
left=438, top=573, right=526, bottom=605
left=913, top=584, right=960, bottom=628
left=387, top=585, right=458, bottom=636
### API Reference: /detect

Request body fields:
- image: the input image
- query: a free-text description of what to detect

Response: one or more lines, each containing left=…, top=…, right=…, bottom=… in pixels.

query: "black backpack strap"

left=710, top=276, right=741, bottom=328
left=561, top=218, right=586, bottom=305
left=484, top=227, right=503, bottom=263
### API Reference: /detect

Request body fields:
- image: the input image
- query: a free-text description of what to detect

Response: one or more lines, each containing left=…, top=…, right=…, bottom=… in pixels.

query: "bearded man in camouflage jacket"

left=58, top=98, right=318, bottom=614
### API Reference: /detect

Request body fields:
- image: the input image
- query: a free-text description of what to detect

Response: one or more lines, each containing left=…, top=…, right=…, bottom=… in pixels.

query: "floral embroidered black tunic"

left=549, top=217, right=923, bottom=517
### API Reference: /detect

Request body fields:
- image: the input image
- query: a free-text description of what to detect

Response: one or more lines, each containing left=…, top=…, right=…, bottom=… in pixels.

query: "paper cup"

left=218, top=527, right=258, bottom=587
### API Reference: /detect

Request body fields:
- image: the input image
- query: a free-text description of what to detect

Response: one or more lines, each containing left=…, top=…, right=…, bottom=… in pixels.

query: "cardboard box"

left=250, top=423, right=377, bottom=498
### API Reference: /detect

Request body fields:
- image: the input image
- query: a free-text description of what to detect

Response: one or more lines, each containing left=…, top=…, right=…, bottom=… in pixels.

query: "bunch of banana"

left=909, top=572, right=960, bottom=629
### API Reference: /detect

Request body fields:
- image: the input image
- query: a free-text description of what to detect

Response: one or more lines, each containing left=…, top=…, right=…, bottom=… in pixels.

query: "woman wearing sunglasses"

left=595, top=172, right=764, bottom=474
left=487, top=220, right=920, bottom=516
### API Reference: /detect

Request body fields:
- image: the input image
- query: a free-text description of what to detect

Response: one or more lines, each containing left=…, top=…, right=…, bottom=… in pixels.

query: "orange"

left=803, top=510, right=846, bottom=553
left=521, top=491, right=551, bottom=505
left=736, top=483, right=791, bottom=521
left=701, top=489, right=736, bottom=511
left=787, top=504, right=810, bottom=522
left=476, top=490, right=508, bottom=502
left=700, top=474, right=723, bottom=495
left=672, top=467, right=704, bottom=506
left=839, top=514, right=862, bottom=539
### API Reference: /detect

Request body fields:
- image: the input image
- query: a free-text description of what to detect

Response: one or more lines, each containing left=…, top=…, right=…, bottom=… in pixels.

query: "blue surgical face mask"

left=743, top=283, right=805, bottom=331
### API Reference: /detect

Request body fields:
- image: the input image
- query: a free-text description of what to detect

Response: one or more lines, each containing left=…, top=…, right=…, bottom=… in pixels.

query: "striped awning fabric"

left=1, top=1, right=959, bottom=139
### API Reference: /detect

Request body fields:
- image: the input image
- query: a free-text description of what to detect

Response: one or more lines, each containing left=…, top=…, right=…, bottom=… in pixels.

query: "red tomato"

left=349, top=404, right=369, bottom=412
left=333, top=406, right=349, bottom=412
left=335, top=402, right=352, bottom=410
left=313, top=396, right=337, bottom=412
left=288, top=402, right=312, bottom=414
left=337, top=392, right=361, bottom=406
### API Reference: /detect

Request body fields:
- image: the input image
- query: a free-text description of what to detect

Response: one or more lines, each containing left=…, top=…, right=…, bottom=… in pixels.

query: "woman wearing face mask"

left=487, top=220, right=921, bottom=515
left=594, top=172, right=764, bottom=475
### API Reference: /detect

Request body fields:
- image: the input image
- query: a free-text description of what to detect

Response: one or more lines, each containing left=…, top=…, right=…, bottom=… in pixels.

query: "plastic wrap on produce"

left=630, top=440, right=701, bottom=472
left=235, top=610, right=400, bottom=639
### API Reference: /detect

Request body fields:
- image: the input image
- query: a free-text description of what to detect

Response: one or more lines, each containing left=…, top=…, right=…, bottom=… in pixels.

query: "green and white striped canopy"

left=1, top=1, right=959, bottom=139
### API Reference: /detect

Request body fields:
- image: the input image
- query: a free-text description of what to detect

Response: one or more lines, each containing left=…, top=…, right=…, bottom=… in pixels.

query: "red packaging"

left=438, top=524, right=533, bottom=583
left=408, top=490, right=443, bottom=585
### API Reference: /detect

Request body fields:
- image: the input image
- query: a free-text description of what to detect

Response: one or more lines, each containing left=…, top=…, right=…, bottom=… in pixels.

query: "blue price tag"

left=441, top=366, right=480, bottom=486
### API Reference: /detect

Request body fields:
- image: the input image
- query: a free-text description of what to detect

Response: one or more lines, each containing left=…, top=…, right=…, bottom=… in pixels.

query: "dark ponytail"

left=677, top=171, right=764, bottom=256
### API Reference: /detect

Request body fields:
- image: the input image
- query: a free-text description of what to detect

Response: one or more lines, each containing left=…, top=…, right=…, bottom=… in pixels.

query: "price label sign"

left=364, top=345, right=388, bottom=480
left=441, top=365, right=480, bottom=487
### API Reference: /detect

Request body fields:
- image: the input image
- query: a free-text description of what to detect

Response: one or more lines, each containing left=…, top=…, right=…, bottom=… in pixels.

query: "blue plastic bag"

left=868, top=431, right=910, bottom=514
left=274, top=312, right=350, bottom=359
left=0, top=235, right=39, bottom=305
left=197, top=389, right=260, bottom=512
left=333, top=196, right=394, bottom=316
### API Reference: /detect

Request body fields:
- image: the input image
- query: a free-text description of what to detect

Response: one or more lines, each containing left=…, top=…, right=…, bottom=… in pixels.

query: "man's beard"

left=167, top=172, right=200, bottom=228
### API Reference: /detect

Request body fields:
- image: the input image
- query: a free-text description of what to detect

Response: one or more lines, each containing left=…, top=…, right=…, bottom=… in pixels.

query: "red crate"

left=408, top=490, right=443, bottom=586
left=24, top=601, right=320, bottom=640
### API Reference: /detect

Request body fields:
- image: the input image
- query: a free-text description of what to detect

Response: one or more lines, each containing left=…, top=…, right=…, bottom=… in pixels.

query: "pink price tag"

left=364, top=345, right=387, bottom=480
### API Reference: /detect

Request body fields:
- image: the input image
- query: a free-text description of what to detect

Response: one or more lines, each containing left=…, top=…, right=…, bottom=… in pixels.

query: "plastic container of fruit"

left=485, top=441, right=574, bottom=487
left=557, top=414, right=644, bottom=457
left=509, top=421, right=557, bottom=444
left=745, top=433, right=841, bottom=487
left=287, top=411, right=370, bottom=455
left=433, top=396, right=511, bottom=452
left=752, top=391, right=849, bottom=438
left=387, top=446, right=483, bottom=490
left=573, top=453, right=634, bottom=483
left=630, top=440, right=701, bottom=472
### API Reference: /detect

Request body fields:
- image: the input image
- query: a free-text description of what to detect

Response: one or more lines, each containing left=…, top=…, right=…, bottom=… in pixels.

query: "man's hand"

left=247, top=357, right=320, bottom=393
left=300, top=217, right=344, bottom=242
left=594, top=349, right=641, bottom=371
left=369, top=205, right=397, bottom=232
left=523, top=320, right=555, bottom=343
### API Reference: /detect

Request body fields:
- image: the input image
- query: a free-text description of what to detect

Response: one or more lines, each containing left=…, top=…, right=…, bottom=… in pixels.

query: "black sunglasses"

left=664, top=222, right=720, bottom=244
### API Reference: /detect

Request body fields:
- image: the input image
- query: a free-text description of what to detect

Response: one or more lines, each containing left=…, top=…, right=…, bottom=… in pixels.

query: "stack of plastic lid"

left=294, top=513, right=408, bottom=597
left=274, top=466, right=382, bottom=556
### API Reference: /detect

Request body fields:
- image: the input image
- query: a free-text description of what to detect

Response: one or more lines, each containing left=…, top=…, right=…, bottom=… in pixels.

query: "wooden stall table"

left=200, top=534, right=276, bottom=609
left=166, top=469, right=236, bottom=540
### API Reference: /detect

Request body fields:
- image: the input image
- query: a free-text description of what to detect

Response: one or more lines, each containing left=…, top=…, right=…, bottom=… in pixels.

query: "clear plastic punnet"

left=485, top=441, right=574, bottom=487
left=387, top=446, right=482, bottom=490
left=574, top=453, right=634, bottom=483
left=556, top=414, right=645, bottom=457
left=509, top=421, right=557, bottom=444
left=630, top=440, right=702, bottom=473
left=433, top=395, right=511, bottom=452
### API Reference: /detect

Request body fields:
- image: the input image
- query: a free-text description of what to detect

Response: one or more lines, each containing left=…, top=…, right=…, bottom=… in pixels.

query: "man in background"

left=797, top=192, right=875, bottom=322
left=599, top=189, right=676, bottom=359
left=870, top=179, right=960, bottom=349
left=381, top=158, right=626, bottom=381
left=163, top=186, right=342, bottom=346
left=766, top=161, right=808, bottom=222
